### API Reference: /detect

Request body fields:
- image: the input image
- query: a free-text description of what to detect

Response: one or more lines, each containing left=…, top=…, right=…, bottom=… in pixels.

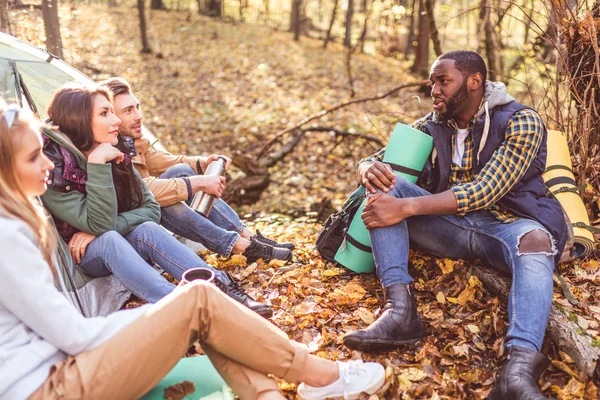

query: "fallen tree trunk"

left=472, top=265, right=600, bottom=382
left=222, top=153, right=269, bottom=205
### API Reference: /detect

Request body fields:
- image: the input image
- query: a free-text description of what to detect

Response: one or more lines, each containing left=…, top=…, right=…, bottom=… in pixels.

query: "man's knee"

left=518, top=229, right=553, bottom=254
left=162, top=163, right=196, bottom=179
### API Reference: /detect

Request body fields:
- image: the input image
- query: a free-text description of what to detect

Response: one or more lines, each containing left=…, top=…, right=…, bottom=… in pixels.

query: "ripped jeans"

left=370, top=177, right=556, bottom=352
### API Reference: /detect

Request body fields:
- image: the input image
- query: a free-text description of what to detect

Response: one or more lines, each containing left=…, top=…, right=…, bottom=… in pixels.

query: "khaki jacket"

left=133, top=138, right=203, bottom=207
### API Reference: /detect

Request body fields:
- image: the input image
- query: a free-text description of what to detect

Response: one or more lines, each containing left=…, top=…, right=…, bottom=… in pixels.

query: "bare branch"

left=260, top=128, right=304, bottom=168
left=301, top=126, right=386, bottom=147
left=257, top=80, right=429, bottom=159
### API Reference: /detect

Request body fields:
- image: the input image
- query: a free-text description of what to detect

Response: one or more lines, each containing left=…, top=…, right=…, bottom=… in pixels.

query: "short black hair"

left=438, top=50, right=487, bottom=82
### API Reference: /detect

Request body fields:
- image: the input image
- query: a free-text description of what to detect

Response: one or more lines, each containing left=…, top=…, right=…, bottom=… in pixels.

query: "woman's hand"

left=68, top=232, right=96, bottom=263
left=88, top=143, right=125, bottom=164
left=200, top=154, right=232, bottom=172
left=189, top=175, right=226, bottom=198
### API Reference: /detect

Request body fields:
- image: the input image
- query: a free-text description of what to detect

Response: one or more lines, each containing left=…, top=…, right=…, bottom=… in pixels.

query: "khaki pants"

left=29, top=281, right=308, bottom=400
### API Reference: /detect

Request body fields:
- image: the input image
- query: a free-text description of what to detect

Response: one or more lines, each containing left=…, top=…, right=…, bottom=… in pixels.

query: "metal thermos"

left=190, top=157, right=227, bottom=217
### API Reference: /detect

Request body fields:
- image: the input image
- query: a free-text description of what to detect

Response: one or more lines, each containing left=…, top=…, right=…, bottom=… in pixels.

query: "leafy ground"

left=10, top=4, right=600, bottom=399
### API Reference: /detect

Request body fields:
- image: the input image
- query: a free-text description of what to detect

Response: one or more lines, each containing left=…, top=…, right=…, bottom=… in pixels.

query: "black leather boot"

left=488, top=346, right=551, bottom=400
left=343, top=283, right=426, bottom=351
left=215, top=273, right=274, bottom=319
left=242, top=236, right=293, bottom=263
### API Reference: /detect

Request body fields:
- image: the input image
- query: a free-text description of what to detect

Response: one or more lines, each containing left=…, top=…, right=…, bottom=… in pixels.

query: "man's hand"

left=362, top=193, right=415, bottom=229
left=189, top=175, right=226, bottom=197
left=200, top=154, right=232, bottom=172
left=358, top=161, right=396, bottom=194
left=68, top=232, right=96, bottom=263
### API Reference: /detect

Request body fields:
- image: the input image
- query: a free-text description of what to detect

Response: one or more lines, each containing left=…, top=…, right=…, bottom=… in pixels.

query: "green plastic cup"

left=141, top=356, right=231, bottom=400
left=334, top=124, right=433, bottom=273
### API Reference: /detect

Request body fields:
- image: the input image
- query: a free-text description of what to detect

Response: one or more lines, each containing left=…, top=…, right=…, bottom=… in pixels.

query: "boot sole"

left=343, top=336, right=423, bottom=352
left=253, top=307, right=274, bottom=319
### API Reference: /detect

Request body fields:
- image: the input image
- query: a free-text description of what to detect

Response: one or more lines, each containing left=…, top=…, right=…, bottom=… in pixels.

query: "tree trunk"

left=424, top=0, right=442, bottom=57
left=0, top=0, right=11, bottom=34
left=411, top=0, right=429, bottom=77
left=343, top=0, right=354, bottom=48
left=404, top=0, right=416, bottom=59
left=472, top=265, right=600, bottom=381
left=290, top=0, right=301, bottom=41
left=481, top=0, right=502, bottom=81
left=150, top=0, right=166, bottom=9
left=238, top=0, right=246, bottom=22
left=42, top=0, right=63, bottom=59
left=201, top=0, right=221, bottom=16
left=323, top=0, right=339, bottom=48
left=357, top=0, right=371, bottom=53
left=137, top=0, right=152, bottom=53
left=262, top=0, right=269, bottom=22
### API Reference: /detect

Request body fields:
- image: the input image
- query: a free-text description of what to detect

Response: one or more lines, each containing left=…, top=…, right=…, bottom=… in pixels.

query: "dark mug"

left=180, top=267, right=215, bottom=286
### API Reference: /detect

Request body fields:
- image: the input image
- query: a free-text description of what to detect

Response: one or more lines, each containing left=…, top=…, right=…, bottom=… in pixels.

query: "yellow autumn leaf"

left=466, top=324, right=480, bottom=333
left=582, top=259, right=599, bottom=270
left=437, top=258, right=454, bottom=274
left=468, top=275, right=482, bottom=287
left=436, top=291, right=446, bottom=304
left=268, top=259, right=288, bottom=268
left=453, top=343, right=470, bottom=357
left=397, top=367, right=428, bottom=384
left=322, top=268, right=341, bottom=277
left=354, top=307, right=375, bottom=324
left=224, top=254, right=247, bottom=267
left=342, top=283, right=367, bottom=300
left=457, top=286, right=476, bottom=305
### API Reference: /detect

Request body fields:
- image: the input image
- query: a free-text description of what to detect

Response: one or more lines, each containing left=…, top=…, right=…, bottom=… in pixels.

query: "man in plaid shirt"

left=343, top=51, right=567, bottom=400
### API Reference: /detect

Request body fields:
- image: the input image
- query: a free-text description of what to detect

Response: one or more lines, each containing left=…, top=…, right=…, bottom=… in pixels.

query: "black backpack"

left=316, top=186, right=367, bottom=262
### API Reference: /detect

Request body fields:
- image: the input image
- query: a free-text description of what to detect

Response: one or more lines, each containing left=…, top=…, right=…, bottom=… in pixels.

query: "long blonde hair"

left=0, top=102, right=57, bottom=268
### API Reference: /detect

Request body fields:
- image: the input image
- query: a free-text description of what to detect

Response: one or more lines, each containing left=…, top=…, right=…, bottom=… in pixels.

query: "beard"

left=439, top=78, right=469, bottom=120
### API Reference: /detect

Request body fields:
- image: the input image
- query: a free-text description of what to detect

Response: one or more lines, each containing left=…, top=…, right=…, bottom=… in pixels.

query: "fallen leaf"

left=354, top=307, right=375, bottom=324
left=436, top=291, right=446, bottom=304
left=224, top=254, right=247, bottom=267
left=437, top=259, right=454, bottom=274
left=163, top=380, right=195, bottom=400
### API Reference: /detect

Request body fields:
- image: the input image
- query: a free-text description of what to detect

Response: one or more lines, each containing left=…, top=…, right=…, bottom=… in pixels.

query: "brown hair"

left=47, top=83, right=143, bottom=213
left=99, top=77, right=132, bottom=98
left=0, top=102, right=57, bottom=268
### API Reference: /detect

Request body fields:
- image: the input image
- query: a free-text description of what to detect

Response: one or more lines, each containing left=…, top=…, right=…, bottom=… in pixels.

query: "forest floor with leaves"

left=10, top=3, right=600, bottom=399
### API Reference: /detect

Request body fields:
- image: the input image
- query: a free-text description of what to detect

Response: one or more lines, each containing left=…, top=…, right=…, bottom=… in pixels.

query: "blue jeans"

left=159, top=164, right=245, bottom=256
left=370, top=177, right=557, bottom=352
left=79, top=221, right=227, bottom=303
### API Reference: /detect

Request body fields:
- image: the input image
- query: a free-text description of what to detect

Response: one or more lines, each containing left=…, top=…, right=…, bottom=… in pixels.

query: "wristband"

left=182, top=177, right=193, bottom=200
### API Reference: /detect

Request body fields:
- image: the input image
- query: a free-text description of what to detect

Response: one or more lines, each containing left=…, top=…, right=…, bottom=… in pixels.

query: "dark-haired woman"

left=40, top=83, right=271, bottom=317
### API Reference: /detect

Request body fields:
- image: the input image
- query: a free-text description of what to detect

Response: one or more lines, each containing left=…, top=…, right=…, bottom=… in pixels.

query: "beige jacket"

left=133, top=138, right=203, bottom=207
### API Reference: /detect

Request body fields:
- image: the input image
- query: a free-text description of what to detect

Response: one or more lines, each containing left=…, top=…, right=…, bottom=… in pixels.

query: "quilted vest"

left=422, top=101, right=567, bottom=263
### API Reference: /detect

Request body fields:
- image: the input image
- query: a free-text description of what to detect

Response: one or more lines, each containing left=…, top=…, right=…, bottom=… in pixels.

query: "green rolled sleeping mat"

left=334, top=123, right=434, bottom=273
left=141, top=356, right=232, bottom=400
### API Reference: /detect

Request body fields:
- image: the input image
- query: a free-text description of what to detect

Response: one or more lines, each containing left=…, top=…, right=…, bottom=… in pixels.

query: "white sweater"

left=0, top=215, right=151, bottom=399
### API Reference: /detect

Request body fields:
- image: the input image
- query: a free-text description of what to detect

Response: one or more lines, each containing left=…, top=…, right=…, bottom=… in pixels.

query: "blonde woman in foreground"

left=0, top=102, right=385, bottom=400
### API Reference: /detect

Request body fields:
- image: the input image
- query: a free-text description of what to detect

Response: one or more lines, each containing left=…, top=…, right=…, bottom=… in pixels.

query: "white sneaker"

left=297, top=360, right=385, bottom=400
